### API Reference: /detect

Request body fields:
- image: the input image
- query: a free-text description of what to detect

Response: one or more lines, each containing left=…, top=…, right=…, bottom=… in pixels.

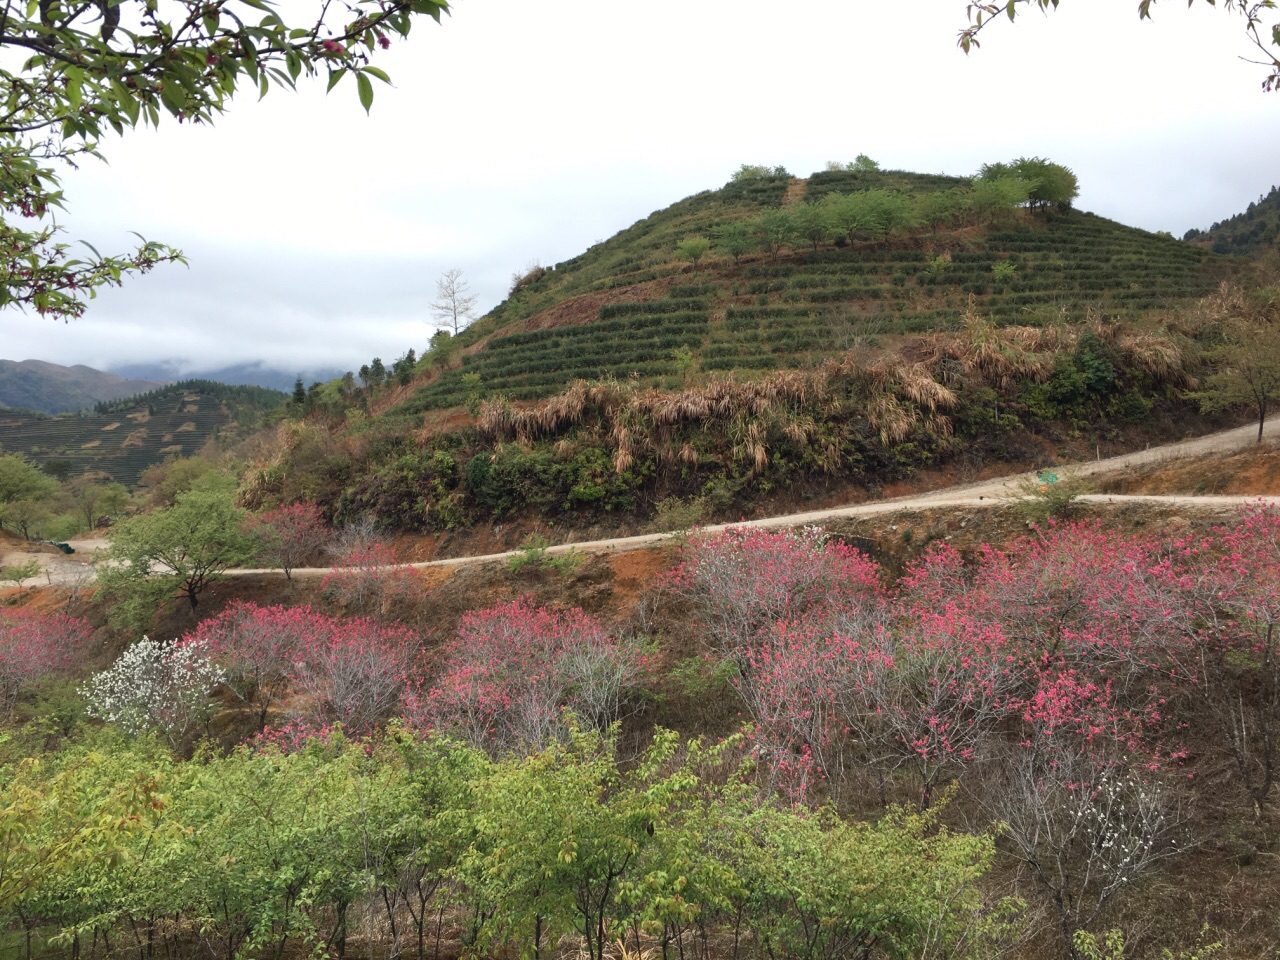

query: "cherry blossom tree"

left=409, top=597, right=648, bottom=755
left=0, top=610, right=92, bottom=713
left=242, top=502, right=328, bottom=582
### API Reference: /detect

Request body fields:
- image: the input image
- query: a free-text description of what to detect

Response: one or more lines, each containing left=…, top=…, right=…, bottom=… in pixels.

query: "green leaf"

left=326, top=68, right=345, bottom=93
left=356, top=71, right=373, bottom=112
left=362, top=65, right=392, bottom=84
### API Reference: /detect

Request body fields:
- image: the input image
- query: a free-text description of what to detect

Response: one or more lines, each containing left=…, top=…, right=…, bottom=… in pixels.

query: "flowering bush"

left=408, top=596, right=648, bottom=754
left=185, top=602, right=317, bottom=730
left=0, top=609, right=92, bottom=713
left=664, top=526, right=883, bottom=658
left=321, top=541, right=419, bottom=619
left=241, top=502, right=328, bottom=581
left=288, top=617, right=421, bottom=735
left=187, top=602, right=423, bottom=737
left=81, top=637, right=227, bottom=747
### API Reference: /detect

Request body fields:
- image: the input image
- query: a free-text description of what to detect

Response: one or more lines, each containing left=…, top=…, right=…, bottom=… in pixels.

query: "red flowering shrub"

left=407, top=596, right=648, bottom=754
left=664, top=526, right=883, bottom=658
left=184, top=602, right=422, bottom=737
left=0, top=609, right=92, bottom=711
left=320, top=541, right=420, bottom=619
left=241, top=502, right=328, bottom=581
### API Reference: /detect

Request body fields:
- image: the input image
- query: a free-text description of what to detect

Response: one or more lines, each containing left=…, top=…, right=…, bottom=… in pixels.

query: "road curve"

left=7, top=419, right=1277, bottom=587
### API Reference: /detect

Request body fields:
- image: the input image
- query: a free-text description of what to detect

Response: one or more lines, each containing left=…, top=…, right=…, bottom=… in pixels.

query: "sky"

left=5, top=0, right=1280, bottom=383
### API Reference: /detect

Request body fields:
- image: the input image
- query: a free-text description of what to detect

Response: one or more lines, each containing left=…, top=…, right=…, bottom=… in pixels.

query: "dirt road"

left=6, top=419, right=1278, bottom=587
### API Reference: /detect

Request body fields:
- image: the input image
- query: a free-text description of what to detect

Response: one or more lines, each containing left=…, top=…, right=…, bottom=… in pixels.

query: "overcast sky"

left=6, top=0, right=1280, bottom=381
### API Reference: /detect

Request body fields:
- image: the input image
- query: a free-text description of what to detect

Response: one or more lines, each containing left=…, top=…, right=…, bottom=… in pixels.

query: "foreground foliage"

left=0, top=727, right=1000, bottom=960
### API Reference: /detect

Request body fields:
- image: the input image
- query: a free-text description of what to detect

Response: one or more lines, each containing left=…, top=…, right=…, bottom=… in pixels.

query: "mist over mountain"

left=108, top=361, right=344, bottom=394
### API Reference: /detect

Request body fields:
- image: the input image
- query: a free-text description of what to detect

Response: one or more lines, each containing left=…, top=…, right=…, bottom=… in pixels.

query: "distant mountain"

left=109, top=361, right=344, bottom=394
left=1184, top=184, right=1280, bottom=256
left=0, top=359, right=166, bottom=414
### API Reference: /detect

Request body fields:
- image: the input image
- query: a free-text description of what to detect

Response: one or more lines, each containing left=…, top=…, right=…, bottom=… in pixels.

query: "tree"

left=713, top=221, right=756, bottom=265
left=95, top=479, right=254, bottom=629
left=0, top=609, right=91, bottom=713
left=408, top=597, right=647, bottom=755
left=81, top=636, right=227, bottom=747
left=241, top=501, right=328, bottom=581
left=753, top=209, right=797, bottom=258
left=675, top=235, right=711, bottom=267
left=64, top=474, right=129, bottom=531
left=959, top=1, right=1280, bottom=92
left=1195, top=284, right=1280, bottom=442
left=0, top=455, right=56, bottom=532
left=0, top=0, right=450, bottom=321
left=789, top=201, right=834, bottom=252
left=431, top=267, right=479, bottom=335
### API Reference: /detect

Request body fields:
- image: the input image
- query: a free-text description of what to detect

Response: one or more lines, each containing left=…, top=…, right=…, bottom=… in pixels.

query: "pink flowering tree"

left=1139, top=504, right=1280, bottom=819
left=288, top=616, right=422, bottom=735
left=0, top=609, right=92, bottom=712
left=185, top=602, right=320, bottom=730
left=408, top=597, right=648, bottom=755
left=663, top=526, right=883, bottom=660
left=241, top=502, right=328, bottom=582
left=321, top=541, right=420, bottom=620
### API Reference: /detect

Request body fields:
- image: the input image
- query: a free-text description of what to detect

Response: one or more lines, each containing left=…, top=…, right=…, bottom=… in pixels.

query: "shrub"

left=409, top=597, right=648, bottom=754
left=0, top=609, right=91, bottom=713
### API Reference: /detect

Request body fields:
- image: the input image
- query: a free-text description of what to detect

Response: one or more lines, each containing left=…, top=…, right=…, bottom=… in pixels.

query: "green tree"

left=95, top=478, right=254, bottom=628
left=731, top=163, right=791, bottom=182
left=789, top=201, right=834, bottom=252
left=675, top=235, right=712, bottom=267
left=972, top=175, right=1031, bottom=222
left=959, top=1, right=1280, bottom=92
left=0, top=0, right=449, bottom=321
left=754, top=209, right=797, bottom=258
left=0, top=455, right=57, bottom=534
left=65, top=474, right=130, bottom=531
left=713, top=221, right=756, bottom=265
left=1004, top=156, right=1079, bottom=211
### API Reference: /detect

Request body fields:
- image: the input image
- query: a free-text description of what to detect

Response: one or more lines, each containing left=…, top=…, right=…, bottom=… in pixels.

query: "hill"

left=0, top=358, right=166, bottom=414
left=1184, top=183, right=1280, bottom=255
left=0, top=380, right=287, bottom=486
left=257, top=166, right=1235, bottom=537
left=402, top=167, right=1223, bottom=414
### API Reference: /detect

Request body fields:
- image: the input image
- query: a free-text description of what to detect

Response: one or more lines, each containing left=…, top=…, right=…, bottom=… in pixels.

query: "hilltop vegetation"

left=1186, top=184, right=1280, bottom=256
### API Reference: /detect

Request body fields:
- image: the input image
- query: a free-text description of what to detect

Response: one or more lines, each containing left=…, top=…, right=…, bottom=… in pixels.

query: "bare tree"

left=430, top=268, right=478, bottom=335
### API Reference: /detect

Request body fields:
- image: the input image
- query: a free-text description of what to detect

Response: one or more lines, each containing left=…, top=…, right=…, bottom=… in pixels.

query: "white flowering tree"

left=81, top=637, right=226, bottom=749
left=983, top=743, right=1179, bottom=960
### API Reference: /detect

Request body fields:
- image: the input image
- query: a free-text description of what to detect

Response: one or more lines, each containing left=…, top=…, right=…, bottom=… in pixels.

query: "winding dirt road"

left=6, top=418, right=1279, bottom=587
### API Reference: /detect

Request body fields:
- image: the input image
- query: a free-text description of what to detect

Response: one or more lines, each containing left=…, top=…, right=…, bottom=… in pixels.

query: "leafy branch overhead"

left=960, top=1, right=1280, bottom=91
left=0, top=0, right=450, bottom=319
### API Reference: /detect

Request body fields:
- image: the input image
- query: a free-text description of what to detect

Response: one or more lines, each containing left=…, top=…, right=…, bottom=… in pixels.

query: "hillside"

left=1185, top=183, right=1280, bottom=255
left=0, top=359, right=166, bottom=414
left=0, top=380, right=287, bottom=486
left=404, top=167, right=1223, bottom=413
left=257, top=167, right=1234, bottom=538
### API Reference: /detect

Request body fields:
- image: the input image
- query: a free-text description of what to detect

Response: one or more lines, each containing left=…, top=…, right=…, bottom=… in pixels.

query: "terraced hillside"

left=255, top=166, right=1239, bottom=536
left=0, top=382, right=285, bottom=486
left=406, top=169, right=1225, bottom=412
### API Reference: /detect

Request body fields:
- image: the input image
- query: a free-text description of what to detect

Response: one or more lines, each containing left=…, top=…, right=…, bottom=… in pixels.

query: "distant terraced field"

left=1, top=390, right=237, bottom=485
